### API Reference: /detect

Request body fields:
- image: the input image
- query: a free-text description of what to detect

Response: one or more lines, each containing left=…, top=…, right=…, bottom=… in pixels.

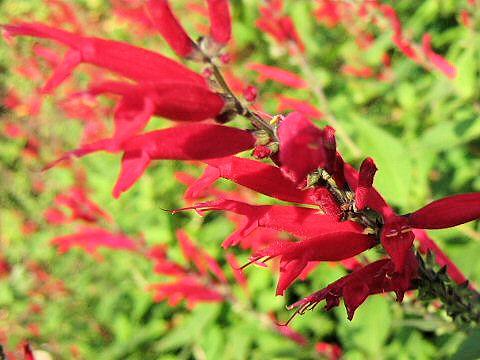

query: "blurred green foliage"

left=1, top=0, right=480, bottom=359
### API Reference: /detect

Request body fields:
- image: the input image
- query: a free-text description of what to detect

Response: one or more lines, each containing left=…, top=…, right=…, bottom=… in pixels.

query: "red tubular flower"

left=113, top=125, right=255, bottom=198
left=332, top=152, right=347, bottom=190
left=341, top=65, right=375, bottom=78
left=406, top=192, right=480, bottom=229
left=422, top=33, right=457, bottom=79
left=145, top=0, right=196, bottom=57
left=323, top=126, right=336, bottom=173
left=278, top=16, right=305, bottom=52
left=206, top=0, right=232, bottom=45
left=248, top=63, right=307, bottom=89
left=177, top=230, right=227, bottom=283
left=183, top=166, right=222, bottom=200
left=150, top=276, right=224, bottom=308
left=272, top=315, right=308, bottom=345
left=84, top=80, right=225, bottom=143
left=148, top=245, right=186, bottom=276
left=381, top=215, right=415, bottom=273
left=278, top=112, right=326, bottom=184
left=252, top=232, right=377, bottom=295
left=257, top=2, right=305, bottom=53
left=202, top=156, right=318, bottom=205
left=53, top=186, right=112, bottom=223
left=113, top=2, right=157, bottom=31
left=3, top=22, right=206, bottom=92
left=90, top=81, right=225, bottom=121
left=288, top=250, right=418, bottom=320
left=176, top=199, right=364, bottom=248
left=344, top=162, right=394, bottom=219
left=46, top=124, right=255, bottom=197
left=355, top=157, right=377, bottom=211
left=257, top=18, right=287, bottom=43
left=276, top=95, right=323, bottom=120
left=51, top=227, right=138, bottom=255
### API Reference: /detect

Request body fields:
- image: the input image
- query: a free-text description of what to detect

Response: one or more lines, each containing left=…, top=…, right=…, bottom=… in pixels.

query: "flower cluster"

left=3, top=0, right=479, bottom=327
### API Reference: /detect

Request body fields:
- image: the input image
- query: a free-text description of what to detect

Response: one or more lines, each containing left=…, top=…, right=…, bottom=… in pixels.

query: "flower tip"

left=112, top=186, right=123, bottom=199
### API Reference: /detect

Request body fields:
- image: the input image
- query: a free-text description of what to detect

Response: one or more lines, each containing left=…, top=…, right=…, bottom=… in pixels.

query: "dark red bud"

left=243, top=85, right=258, bottom=102
left=355, top=157, right=377, bottom=211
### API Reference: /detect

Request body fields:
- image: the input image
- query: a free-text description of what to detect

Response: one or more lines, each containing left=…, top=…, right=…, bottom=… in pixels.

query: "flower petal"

left=407, top=192, right=480, bottom=229
left=178, top=199, right=364, bottom=248
left=248, top=63, right=307, bottom=89
left=145, top=0, right=195, bottom=57
left=4, top=22, right=206, bottom=90
left=254, top=232, right=377, bottom=295
left=381, top=215, right=414, bottom=273
left=206, top=0, right=232, bottom=44
left=51, top=227, right=138, bottom=255
left=204, top=156, right=317, bottom=205
left=278, top=112, right=326, bottom=184
left=355, top=157, right=377, bottom=211
left=422, top=33, right=456, bottom=79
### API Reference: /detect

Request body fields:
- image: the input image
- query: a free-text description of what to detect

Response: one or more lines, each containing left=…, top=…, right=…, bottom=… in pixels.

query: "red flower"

left=278, top=112, right=326, bottom=184
left=148, top=231, right=227, bottom=308
left=355, top=157, right=377, bottom=211
left=276, top=95, right=323, bottom=120
left=206, top=0, right=232, bottom=45
left=145, top=0, right=196, bottom=57
left=177, top=230, right=227, bottom=283
left=51, top=227, right=138, bottom=256
left=248, top=63, right=307, bottom=89
left=381, top=215, right=415, bottom=273
left=83, top=80, right=225, bottom=143
left=343, top=162, right=394, bottom=218
left=3, top=22, right=206, bottom=92
left=148, top=245, right=186, bottom=277
left=150, top=276, right=224, bottom=308
left=288, top=250, right=418, bottom=320
left=406, top=192, right=480, bottom=229
left=201, top=156, right=318, bottom=205
left=252, top=231, right=376, bottom=295
left=176, top=199, right=364, bottom=248
left=257, top=2, right=305, bottom=52
left=422, top=33, right=457, bottom=79
left=45, top=124, right=255, bottom=197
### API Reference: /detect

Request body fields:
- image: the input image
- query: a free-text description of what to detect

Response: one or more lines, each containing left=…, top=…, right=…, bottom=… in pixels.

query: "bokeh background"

left=1, top=0, right=480, bottom=359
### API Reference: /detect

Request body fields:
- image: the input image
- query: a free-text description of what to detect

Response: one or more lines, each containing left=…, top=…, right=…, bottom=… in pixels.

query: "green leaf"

left=156, top=304, right=220, bottom=352
left=451, top=328, right=480, bottom=360
left=417, top=116, right=480, bottom=154
left=353, top=117, right=412, bottom=208
left=454, top=48, right=477, bottom=99
left=337, top=296, right=392, bottom=357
